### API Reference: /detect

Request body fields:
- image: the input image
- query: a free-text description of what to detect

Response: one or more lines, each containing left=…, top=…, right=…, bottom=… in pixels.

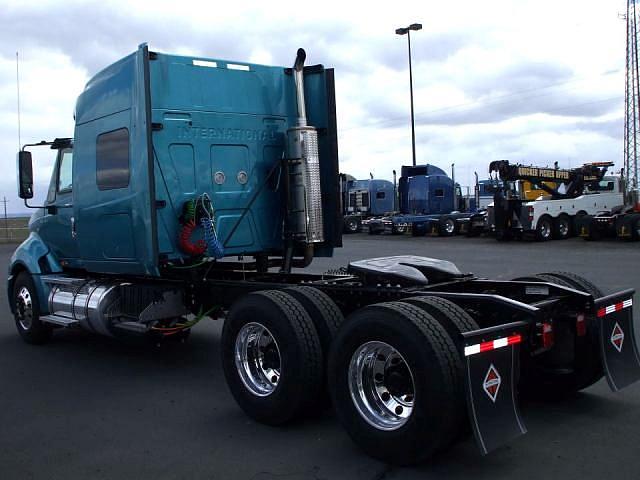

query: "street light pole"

left=396, top=23, right=422, bottom=166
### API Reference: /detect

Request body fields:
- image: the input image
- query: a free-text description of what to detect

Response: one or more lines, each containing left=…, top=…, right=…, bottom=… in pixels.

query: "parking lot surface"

left=1, top=236, right=639, bottom=479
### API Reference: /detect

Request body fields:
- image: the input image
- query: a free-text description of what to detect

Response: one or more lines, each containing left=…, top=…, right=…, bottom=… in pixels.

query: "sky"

left=0, top=0, right=629, bottom=212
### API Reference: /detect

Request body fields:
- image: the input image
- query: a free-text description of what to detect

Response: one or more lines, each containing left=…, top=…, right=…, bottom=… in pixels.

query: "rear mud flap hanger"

left=461, top=321, right=528, bottom=455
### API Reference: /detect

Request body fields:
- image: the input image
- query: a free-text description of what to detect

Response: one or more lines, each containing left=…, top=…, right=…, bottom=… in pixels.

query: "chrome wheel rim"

left=559, top=220, right=569, bottom=237
left=540, top=221, right=551, bottom=238
left=234, top=322, right=281, bottom=397
left=348, top=341, right=415, bottom=431
left=444, top=220, right=455, bottom=234
left=16, top=286, right=33, bottom=330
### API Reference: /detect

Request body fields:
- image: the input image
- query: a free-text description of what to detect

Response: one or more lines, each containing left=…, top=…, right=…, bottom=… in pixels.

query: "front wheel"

left=13, top=272, right=52, bottom=345
left=344, top=217, right=361, bottom=233
left=328, top=302, right=461, bottom=465
left=439, top=217, right=456, bottom=236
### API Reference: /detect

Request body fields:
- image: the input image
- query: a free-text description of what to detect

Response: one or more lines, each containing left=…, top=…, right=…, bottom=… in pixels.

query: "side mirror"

left=17, top=151, right=34, bottom=199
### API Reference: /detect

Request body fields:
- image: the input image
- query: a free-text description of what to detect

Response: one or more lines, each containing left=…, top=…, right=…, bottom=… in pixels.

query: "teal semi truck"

left=9, top=44, right=640, bottom=465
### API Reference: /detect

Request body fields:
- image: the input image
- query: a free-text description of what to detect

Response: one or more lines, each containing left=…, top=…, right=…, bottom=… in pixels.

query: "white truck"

left=522, top=176, right=624, bottom=240
left=489, top=160, right=622, bottom=240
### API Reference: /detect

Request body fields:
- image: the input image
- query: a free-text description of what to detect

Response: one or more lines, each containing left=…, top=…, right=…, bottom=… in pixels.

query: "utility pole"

left=624, top=1, right=640, bottom=205
left=2, top=197, right=8, bottom=240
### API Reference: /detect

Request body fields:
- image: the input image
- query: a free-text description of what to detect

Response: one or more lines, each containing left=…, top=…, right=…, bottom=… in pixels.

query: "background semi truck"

left=341, top=175, right=395, bottom=233
left=8, top=44, right=640, bottom=465
left=367, top=164, right=482, bottom=236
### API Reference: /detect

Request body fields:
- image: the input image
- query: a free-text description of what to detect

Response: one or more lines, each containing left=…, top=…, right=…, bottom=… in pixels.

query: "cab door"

left=38, top=148, right=80, bottom=264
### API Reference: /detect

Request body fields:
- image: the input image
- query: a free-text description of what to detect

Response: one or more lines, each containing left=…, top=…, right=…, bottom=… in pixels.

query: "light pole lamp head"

left=409, top=23, right=422, bottom=31
left=395, top=27, right=409, bottom=35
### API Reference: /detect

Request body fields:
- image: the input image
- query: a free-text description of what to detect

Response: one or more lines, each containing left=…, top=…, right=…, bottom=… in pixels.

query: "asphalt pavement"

left=1, top=235, right=639, bottom=480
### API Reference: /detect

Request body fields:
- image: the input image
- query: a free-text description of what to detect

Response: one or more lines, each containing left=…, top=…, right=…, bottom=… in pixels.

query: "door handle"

left=71, top=216, right=77, bottom=239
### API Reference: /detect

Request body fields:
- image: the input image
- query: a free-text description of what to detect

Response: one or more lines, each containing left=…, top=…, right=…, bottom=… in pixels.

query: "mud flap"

left=595, top=290, right=640, bottom=391
left=461, top=321, right=528, bottom=455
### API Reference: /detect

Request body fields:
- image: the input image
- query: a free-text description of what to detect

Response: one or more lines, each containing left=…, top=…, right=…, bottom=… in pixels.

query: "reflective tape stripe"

left=494, top=337, right=508, bottom=348
left=464, top=334, right=522, bottom=357
left=597, top=298, right=633, bottom=318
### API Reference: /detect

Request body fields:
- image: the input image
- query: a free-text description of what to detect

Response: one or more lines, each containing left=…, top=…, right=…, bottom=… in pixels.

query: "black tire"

left=553, top=214, right=572, bottom=240
left=344, top=217, right=361, bottom=234
left=400, top=296, right=479, bottom=341
left=439, top=216, right=456, bottom=237
left=282, top=286, right=344, bottom=353
left=13, top=271, right=52, bottom=345
left=399, top=296, right=479, bottom=443
left=535, top=216, right=553, bottom=241
left=221, top=290, right=323, bottom=425
left=541, top=271, right=603, bottom=299
left=282, top=286, right=344, bottom=412
left=328, top=301, right=461, bottom=465
left=512, top=273, right=604, bottom=398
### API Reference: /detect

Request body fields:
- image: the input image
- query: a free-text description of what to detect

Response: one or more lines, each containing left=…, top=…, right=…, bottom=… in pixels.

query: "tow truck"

left=8, top=45, right=640, bottom=465
left=488, top=160, right=622, bottom=240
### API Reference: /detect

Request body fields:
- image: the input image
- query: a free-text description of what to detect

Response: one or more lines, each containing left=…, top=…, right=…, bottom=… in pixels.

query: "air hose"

left=178, top=196, right=225, bottom=259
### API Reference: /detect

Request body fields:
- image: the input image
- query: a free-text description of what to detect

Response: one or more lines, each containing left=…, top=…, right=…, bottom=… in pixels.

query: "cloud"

left=0, top=0, right=630, bottom=212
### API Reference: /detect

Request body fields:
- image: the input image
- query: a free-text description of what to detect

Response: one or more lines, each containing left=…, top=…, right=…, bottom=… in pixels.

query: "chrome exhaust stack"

left=286, top=48, right=324, bottom=244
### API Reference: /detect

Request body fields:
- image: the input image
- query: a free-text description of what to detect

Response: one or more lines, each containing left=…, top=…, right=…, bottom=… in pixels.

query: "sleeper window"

left=96, top=128, right=130, bottom=190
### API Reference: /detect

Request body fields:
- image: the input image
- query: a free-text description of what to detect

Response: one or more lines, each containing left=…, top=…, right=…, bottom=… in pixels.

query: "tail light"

left=542, top=322, right=554, bottom=348
left=527, top=206, right=534, bottom=222
left=576, top=313, right=586, bottom=337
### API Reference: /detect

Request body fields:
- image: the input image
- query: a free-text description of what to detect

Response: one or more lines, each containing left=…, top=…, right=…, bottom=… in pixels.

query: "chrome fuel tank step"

left=40, top=275, right=187, bottom=337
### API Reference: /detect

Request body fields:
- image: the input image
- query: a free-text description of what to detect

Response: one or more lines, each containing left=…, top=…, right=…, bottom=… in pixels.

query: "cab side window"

left=58, top=150, right=73, bottom=193
left=96, top=128, right=130, bottom=190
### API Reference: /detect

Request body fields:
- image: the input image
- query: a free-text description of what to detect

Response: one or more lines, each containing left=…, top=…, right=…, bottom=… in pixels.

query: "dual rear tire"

left=328, top=297, right=478, bottom=464
left=221, top=287, right=344, bottom=425
left=513, top=272, right=604, bottom=398
left=222, top=292, right=477, bottom=465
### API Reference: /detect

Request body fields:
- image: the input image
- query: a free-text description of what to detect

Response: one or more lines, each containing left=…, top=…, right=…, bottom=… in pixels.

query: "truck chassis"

left=9, top=254, right=640, bottom=464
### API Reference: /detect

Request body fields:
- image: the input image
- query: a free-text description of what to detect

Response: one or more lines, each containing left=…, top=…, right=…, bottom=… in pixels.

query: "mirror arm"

left=24, top=199, right=47, bottom=209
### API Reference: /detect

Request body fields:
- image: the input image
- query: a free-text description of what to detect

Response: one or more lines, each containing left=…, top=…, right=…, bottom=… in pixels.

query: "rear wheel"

left=535, top=216, right=553, bottom=241
left=328, top=302, right=461, bottom=465
left=221, top=290, right=323, bottom=425
left=553, top=214, right=572, bottom=240
left=400, top=296, right=479, bottom=443
left=282, top=286, right=344, bottom=410
left=13, top=272, right=52, bottom=345
left=513, top=272, right=604, bottom=398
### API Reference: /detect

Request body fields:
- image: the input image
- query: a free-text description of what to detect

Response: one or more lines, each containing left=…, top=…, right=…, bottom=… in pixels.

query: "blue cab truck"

left=9, top=44, right=640, bottom=465
left=367, top=164, right=479, bottom=236
left=341, top=176, right=395, bottom=233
